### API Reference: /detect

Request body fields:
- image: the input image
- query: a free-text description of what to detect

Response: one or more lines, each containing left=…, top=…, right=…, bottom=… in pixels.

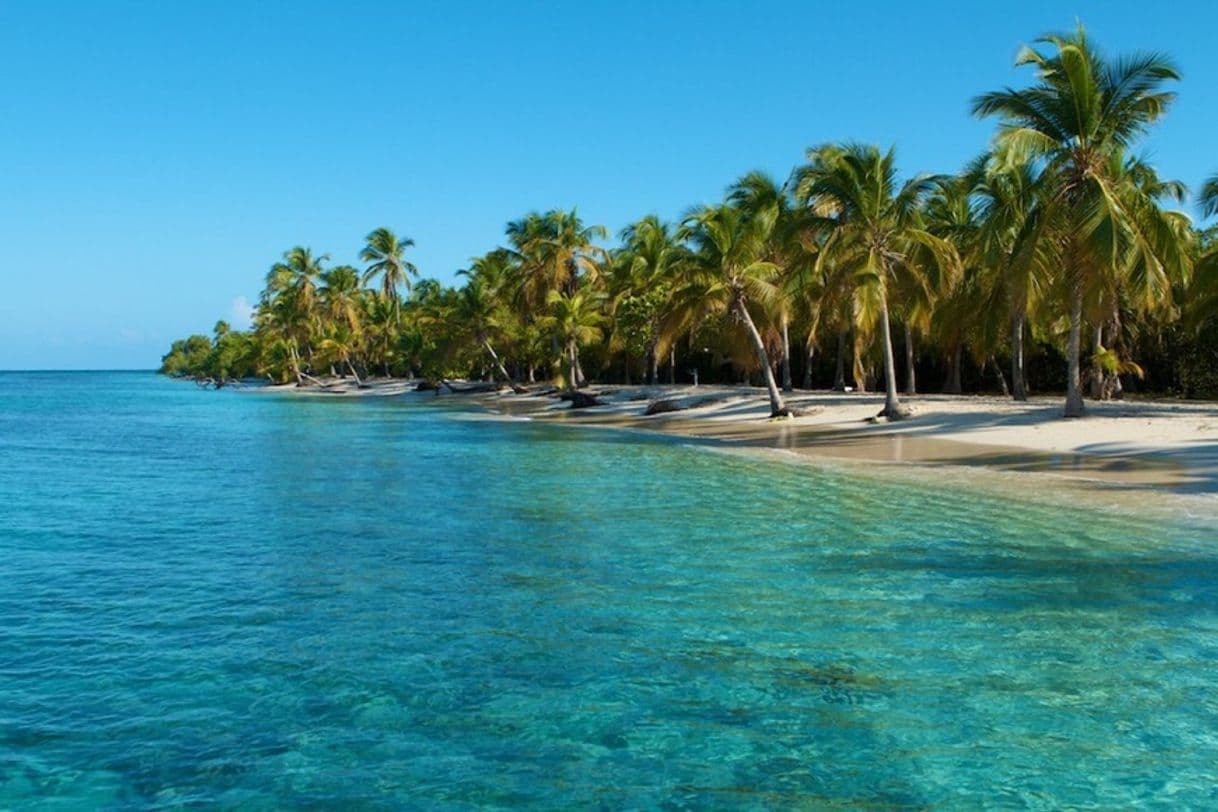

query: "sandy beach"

left=255, top=378, right=1218, bottom=497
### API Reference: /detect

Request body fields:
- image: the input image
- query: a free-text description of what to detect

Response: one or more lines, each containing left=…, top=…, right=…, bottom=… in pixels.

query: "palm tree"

left=727, top=172, right=804, bottom=392
left=506, top=209, right=608, bottom=308
left=973, top=25, right=1190, bottom=417
left=537, top=289, right=606, bottom=389
left=969, top=152, right=1047, bottom=400
left=261, top=246, right=328, bottom=384
left=612, top=215, right=683, bottom=384
left=906, top=174, right=975, bottom=395
left=793, top=144, right=960, bottom=419
left=671, top=203, right=789, bottom=417
left=318, top=324, right=364, bottom=386
left=360, top=227, right=419, bottom=319
left=320, top=265, right=364, bottom=332
left=452, top=253, right=524, bottom=391
left=362, top=293, right=401, bottom=377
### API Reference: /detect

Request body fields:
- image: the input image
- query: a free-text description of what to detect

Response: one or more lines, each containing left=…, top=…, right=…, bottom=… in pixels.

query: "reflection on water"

left=1, top=372, right=1216, bottom=807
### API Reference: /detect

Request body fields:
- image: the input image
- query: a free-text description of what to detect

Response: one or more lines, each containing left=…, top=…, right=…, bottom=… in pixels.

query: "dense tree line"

left=163, top=26, right=1218, bottom=417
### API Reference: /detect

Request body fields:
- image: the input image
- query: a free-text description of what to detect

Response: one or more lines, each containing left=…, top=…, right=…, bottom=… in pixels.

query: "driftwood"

left=644, top=398, right=686, bottom=416
left=439, top=380, right=500, bottom=394
left=558, top=390, right=602, bottom=408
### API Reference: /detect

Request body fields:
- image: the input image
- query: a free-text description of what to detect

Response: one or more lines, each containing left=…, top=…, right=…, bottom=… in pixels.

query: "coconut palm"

left=319, top=265, right=364, bottom=333
left=537, top=289, right=606, bottom=389
left=318, top=324, right=364, bottom=386
left=260, top=246, right=328, bottom=383
left=973, top=25, right=1190, bottom=416
left=792, top=144, right=960, bottom=419
left=612, top=215, right=684, bottom=384
left=967, top=152, right=1049, bottom=400
left=669, top=203, right=789, bottom=417
left=360, top=227, right=419, bottom=318
left=451, top=252, right=524, bottom=391
left=727, top=172, right=806, bottom=392
left=506, top=209, right=609, bottom=308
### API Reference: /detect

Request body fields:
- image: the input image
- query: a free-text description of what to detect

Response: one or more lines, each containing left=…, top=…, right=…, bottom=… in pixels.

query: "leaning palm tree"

left=318, top=324, right=364, bottom=386
left=669, top=203, right=789, bottom=417
left=973, top=25, right=1190, bottom=416
left=727, top=172, right=805, bottom=392
left=360, top=227, right=419, bottom=319
left=792, top=144, right=960, bottom=419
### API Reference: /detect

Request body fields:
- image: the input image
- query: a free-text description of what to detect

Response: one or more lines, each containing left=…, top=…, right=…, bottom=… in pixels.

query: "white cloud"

left=230, top=295, right=254, bottom=330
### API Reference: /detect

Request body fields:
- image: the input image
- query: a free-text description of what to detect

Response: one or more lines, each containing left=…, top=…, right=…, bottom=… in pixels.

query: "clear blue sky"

left=2, top=1, right=1215, bottom=369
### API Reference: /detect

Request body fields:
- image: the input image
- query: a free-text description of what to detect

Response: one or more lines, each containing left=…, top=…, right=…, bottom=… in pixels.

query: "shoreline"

left=250, top=377, right=1218, bottom=501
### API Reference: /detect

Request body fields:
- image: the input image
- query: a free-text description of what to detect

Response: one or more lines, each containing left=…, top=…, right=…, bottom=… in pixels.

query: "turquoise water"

left=2, top=372, right=1217, bottom=808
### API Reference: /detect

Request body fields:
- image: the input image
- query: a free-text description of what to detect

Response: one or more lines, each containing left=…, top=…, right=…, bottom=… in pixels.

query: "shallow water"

left=2, top=371, right=1217, bottom=808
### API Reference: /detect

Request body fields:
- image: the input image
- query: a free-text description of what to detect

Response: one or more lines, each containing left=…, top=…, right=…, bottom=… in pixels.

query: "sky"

left=1, top=1, right=1216, bottom=369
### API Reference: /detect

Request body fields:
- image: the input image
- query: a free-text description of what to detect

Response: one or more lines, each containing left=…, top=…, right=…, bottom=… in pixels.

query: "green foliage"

left=160, top=335, right=213, bottom=376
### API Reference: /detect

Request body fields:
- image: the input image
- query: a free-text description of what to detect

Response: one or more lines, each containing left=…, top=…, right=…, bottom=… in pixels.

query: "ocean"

left=2, top=371, right=1216, bottom=807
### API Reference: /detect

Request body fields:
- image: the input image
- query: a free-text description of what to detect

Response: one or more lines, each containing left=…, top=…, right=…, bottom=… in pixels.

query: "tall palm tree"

left=973, top=25, right=1190, bottom=416
left=793, top=144, right=960, bottom=419
left=360, top=227, right=419, bottom=319
left=670, top=203, right=789, bottom=417
left=969, top=152, right=1048, bottom=400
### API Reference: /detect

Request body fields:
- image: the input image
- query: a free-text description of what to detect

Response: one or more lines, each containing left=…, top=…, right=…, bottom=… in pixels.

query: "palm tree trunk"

left=903, top=322, right=916, bottom=395
left=943, top=344, right=963, bottom=394
left=780, top=316, right=793, bottom=392
left=345, top=357, right=363, bottom=387
left=568, top=342, right=579, bottom=390
left=289, top=345, right=304, bottom=386
left=833, top=331, right=847, bottom=391
left=852, top=332, right=868, bottom=393
left=877, top=292, right=907, bottom=419
left=1011, top=312, right=1028, bottom=401
left=668, top=347, right=676, bottom=385
left=1089, top=324, right=1104, bottom=400
left=733, top=297, right=787, bottom=417
left=483, top=339, right=524, bottom=393
left=802, top=339, right=815, bottom=390
left=646, top=341, right=658, bottom=386
left=990, top=357, right=1009, bottom=397
left=1064, top=284, right=1085, bottom=417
